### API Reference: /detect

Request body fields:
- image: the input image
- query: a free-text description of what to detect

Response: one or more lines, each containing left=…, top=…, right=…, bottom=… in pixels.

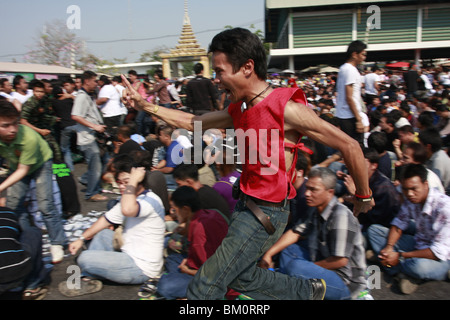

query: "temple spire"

left=183, top=0, right=191, bottom=25
left=159, top=0, right=210, bottom=79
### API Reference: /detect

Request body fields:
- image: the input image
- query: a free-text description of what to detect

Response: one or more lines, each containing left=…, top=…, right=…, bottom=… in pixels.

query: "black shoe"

left=309, top=278, right=326, bottom=300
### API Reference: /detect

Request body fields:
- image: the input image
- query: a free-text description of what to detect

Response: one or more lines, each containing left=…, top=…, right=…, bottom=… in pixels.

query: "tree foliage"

left=24, top=19, right=109, bottom=71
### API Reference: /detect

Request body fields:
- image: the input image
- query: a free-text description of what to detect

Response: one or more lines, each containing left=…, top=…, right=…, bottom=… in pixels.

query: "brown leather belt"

left=239, top=194, right=287, bottom=235
left=239, top=194, right=287, bottom=208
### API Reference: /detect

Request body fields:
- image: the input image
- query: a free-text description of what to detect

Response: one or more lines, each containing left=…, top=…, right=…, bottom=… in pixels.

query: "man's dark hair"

left=52, top=85, right=64, bottom=97
left=32, top=80, right=45, bottom=90
left=171, top=186, right=201, bottom=212
left=128, top=70, right=138, bottom=76
left=81, top=71, right=97, bottom=84
left=405, top=142, right=428, bottom=164
left=99, top=75, right=111, bottom=85
left=117, top=124, right=133, bottom=139
left=209, top=27, right=267, bottom=80
left=436, top=104, right=448, bottom=112
left=419, top=127, right=442, bottom=153
left=62, top=77, right=75, bottom=85
left=399, top=101, right=410, bottom=113
left=389, top=109, right=402, bottom=123
left=295, top=150, right=311, bottom=176
left=194, top=63, right=204, bottom=75
left=368, top=131, right=388, bottom=154
left=173, top=164, right=199, bottom=181
left=0, top=99, right=20, bottom=119
left=363, top=147, right=380, bottom=164
left=12, top=75, right=24, bottom=89
left=369, top=110, right=382, bottom=127
left=112, top=153, right=151, bottom=189
left=398, top=125, right=414, bottom=134
left=154, top=69, right=164, bottom=80
left=382, top=113, right=397, bottom=127
left=345, top=40, right=367, bottom=61
left=417, top=111, right=435, bottom=129
left=401, top=163, right=428, bottom=183
left=112, top=76, right=122, bottom=83
left=0, top=78, right=9, bottom=87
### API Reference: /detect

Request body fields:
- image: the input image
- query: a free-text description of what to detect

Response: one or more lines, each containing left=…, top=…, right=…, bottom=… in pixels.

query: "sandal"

left=22, top=287, right=48, bottom=300
left=58, top=278, right=103, bottom=297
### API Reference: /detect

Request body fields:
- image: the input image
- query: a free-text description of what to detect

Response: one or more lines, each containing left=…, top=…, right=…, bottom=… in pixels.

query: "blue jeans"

left=186, top=200, right=313, bottom=300
left=77, top=229, right=149, bottom=284
left=160, top=103, right=174, bottom=109
left=368, top=224, right=450, bottom=280
left=280, top=242, right=351, bottom=300
left=20, top=226, right=52, bottom=290
left=157, top=253, right=192, bottom=299
left=78, top=141, right=108, bottom=199
left=6, top=160, right=66, bottom=246
left=60, top=125, right=78, bottom=171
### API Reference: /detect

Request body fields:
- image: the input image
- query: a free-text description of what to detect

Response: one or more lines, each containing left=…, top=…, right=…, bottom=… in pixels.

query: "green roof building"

left=265, top=0, right=450, bottom=70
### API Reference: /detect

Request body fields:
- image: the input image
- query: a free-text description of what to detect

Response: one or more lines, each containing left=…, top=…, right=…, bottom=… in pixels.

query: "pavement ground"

left=1, top=161, right=449, bottom=301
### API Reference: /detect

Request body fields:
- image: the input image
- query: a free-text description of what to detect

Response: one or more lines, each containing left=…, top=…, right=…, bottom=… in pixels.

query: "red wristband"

left=355, top=190, right=372, bottom=199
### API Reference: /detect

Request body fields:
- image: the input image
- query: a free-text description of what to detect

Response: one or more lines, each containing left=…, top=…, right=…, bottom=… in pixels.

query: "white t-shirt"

left=10, top=89, right=33, bottom=104
left=104, top=190, right=165, bottom=278
left=0, top=92, right=14, bottom=102
left=98, top=84, right=123, bottom=118
left=336, top=63, right=362, bottom=119
left=364, top=72, right=380, bottom=95
left=114, top=84, right=128, bottom=115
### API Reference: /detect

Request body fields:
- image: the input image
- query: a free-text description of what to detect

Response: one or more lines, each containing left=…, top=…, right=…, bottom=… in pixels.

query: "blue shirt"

left=391, top=188, right=450, bottom=261
left=165, top=141, right=183, bottom=168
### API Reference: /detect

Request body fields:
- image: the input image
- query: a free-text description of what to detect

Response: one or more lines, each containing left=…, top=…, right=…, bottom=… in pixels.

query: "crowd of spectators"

left=0, top=56, right=449, bottom=300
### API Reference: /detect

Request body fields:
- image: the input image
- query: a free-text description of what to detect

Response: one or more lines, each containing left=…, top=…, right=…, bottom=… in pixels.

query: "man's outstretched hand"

left=120, top=74, right=145, bottom=111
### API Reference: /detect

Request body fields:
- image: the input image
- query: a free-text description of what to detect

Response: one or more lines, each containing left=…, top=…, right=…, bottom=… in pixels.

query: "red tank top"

left=228, top=87, right=312, bottom=202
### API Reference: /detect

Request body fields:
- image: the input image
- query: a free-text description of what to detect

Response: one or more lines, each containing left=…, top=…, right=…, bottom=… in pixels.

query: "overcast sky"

left=2, top=0, right=265, bottom=63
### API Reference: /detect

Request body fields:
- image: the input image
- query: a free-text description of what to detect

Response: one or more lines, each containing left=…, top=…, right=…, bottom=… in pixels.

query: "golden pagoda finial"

left=183, top=0, right=191, bottom=25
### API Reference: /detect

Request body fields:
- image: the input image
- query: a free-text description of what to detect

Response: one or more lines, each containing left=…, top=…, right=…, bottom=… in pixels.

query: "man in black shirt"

left=173, top=164, right=230, bottom=220
left=53, top=79, right=78, bottom=170
left=403, top=63, right=420, bottom=99
left=186, top=63, right=219, bottom=115
left=115, top=124, right=142, bottom=155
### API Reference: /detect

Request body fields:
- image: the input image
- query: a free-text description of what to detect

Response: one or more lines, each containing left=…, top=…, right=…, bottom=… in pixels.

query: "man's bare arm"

left=121, top=74, right=233, bottom=131
left=284, top=101, right=373, bottom=215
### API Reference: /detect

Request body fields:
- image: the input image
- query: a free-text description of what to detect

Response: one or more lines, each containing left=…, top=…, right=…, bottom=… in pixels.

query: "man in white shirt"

left=0, top=78, right=22, bottom=111
left=336, top=40, right=367, bottom=146
left=10, top=75, right=33, bottom=104
left=364, top=66, right=383, bottom=104
left=112, top=76, right=128, bottom=124
left=97, top=75, right=123, bottom=131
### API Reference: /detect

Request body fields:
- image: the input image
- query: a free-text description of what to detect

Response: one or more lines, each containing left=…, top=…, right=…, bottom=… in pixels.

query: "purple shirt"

left=213, top=171, right=241, bottom=215
left=391, top=188, right=450, bottom=261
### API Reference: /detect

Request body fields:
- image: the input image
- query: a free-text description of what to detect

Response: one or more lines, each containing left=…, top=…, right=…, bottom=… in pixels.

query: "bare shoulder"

left=198, top=108, right=234, bottom=130
left=284, top=99, right=320, bottom=132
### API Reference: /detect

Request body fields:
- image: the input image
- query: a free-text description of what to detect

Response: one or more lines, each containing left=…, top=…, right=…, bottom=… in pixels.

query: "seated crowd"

left=0, top=64, right=449, bottom=300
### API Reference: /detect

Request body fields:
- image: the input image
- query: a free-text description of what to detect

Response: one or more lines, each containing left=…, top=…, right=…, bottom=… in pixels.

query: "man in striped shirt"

left=0, top=207, right=50, bottom=299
